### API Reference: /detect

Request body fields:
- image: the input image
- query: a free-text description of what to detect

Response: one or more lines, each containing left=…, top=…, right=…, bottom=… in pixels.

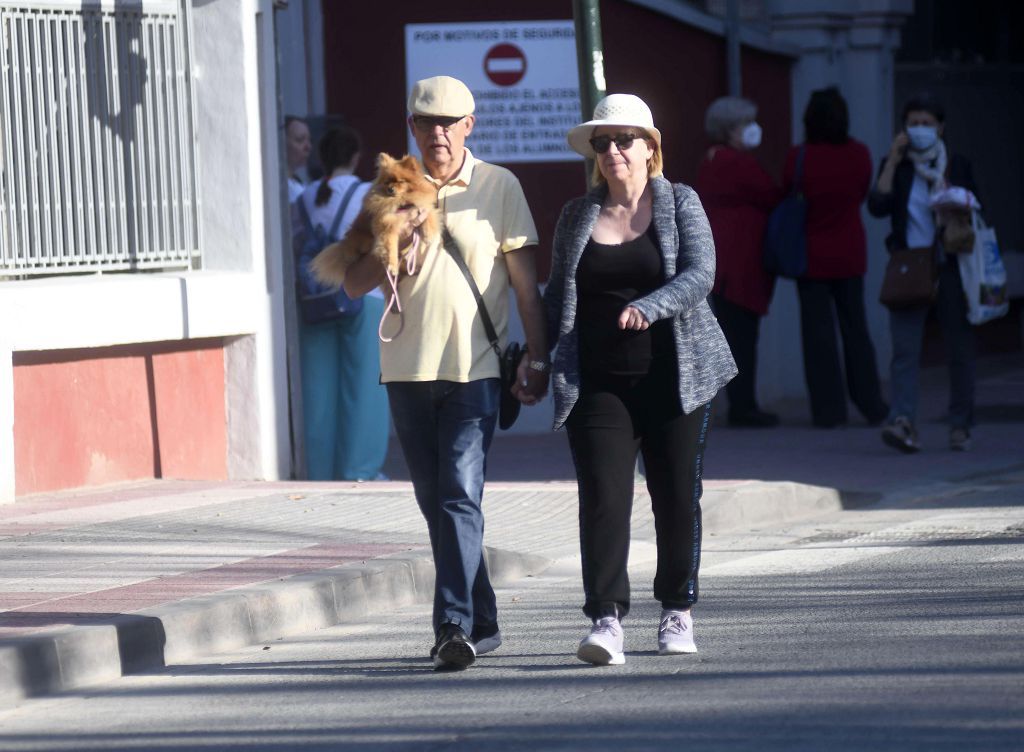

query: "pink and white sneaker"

left=577, top=615, right=625, bottom=665
left=658, top=609, right=697, bottom=655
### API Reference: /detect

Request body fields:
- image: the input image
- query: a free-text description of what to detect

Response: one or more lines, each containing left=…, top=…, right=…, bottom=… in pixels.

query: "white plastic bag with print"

left=958, top=211, right=1009, bottom=325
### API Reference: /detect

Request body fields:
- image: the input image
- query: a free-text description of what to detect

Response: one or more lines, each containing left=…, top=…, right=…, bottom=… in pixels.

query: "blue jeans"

left=887, top=259, right=975, bottom=429
left=386, top=379, right=500, bottom=635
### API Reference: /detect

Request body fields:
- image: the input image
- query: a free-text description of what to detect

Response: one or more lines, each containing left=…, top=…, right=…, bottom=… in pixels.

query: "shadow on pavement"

left=380, top=354, right=1024, bottom=505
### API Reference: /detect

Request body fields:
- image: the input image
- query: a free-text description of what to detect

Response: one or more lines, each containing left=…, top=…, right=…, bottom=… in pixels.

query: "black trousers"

left=796, top=276, right=888, bottom=427
left=565, top=362, right=712, bottom=620
left=711, top=293, right=762, bottom=416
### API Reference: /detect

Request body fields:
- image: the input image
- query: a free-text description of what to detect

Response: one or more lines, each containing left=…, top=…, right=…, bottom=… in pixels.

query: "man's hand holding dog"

left=397, top=206, right=432, bottom=273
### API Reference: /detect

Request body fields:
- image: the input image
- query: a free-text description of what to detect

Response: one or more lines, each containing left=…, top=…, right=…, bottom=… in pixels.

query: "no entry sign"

left=484, top=43, right=527, bottom=86
left=406, top=21, right=582, bottom=164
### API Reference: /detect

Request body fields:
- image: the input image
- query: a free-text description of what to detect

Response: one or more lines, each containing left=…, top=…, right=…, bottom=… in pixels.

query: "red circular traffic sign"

left=484, top=43, right=527, bottom=86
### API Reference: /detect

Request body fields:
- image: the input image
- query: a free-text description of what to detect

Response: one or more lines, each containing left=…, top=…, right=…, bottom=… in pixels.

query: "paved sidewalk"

left=0, top=353, right=1020, bottom=708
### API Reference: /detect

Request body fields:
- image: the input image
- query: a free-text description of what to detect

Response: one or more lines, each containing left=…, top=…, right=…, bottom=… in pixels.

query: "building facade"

left=1, top=0, right=294, bottom=501
left=4, top=0, right=1017, bottom=500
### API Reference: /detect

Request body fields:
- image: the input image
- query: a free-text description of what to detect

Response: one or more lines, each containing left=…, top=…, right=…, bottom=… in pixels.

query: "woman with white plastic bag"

left=867, top=92, right=983, bottom=453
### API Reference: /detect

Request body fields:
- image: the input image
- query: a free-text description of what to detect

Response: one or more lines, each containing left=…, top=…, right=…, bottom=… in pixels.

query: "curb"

left=0, top=477, right=847, bottom=710
left=0, top=545, right=550, bottom=711
left=703, top=480, right=846, bottom=532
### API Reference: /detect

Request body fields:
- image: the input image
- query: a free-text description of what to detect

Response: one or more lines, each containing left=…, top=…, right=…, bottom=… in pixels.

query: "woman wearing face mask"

left=786, top=87, right=889, bottom=429
left=868, top=93, right=980, bottom=453
left=696, top=97, right=784, bottom=427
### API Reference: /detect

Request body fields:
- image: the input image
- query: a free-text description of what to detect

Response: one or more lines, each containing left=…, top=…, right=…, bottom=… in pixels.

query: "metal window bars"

left=0, top=0, right=200, bottom=276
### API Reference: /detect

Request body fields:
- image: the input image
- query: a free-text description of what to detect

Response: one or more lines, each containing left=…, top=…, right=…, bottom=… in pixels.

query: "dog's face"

left=371, top=154, right=436, bottom=211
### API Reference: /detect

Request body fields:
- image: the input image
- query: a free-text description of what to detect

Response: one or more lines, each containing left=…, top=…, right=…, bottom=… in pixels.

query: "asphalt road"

left=1, top=479, right=1021, bottom=752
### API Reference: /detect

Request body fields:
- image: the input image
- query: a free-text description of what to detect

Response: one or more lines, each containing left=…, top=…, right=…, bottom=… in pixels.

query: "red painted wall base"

left=13, top=339, right=228, bottom=496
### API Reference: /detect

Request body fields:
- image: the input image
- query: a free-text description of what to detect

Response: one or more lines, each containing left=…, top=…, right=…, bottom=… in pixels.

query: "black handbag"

left=763, top=145, right=808, bottom=278
left=442, top=230, right=522, bottom=430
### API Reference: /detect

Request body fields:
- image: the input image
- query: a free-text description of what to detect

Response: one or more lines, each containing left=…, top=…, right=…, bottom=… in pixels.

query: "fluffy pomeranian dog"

left=311, top=153, right=440, bottom=288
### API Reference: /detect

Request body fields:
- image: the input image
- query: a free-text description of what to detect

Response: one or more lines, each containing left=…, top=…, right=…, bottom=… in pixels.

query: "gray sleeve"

left=542, top=201, right=573, bottom=352
left=629, top=185, right=716, bottom=322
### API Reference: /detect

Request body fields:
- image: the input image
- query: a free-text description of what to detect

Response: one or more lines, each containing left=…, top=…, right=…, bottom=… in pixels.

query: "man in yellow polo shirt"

left=344, top=76, right=548, bottom=670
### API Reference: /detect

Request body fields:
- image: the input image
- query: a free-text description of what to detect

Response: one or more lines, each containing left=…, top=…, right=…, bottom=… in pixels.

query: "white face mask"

left=907, top=125, right=938, bottom=151
left=740, top=122, right=762, bottom=149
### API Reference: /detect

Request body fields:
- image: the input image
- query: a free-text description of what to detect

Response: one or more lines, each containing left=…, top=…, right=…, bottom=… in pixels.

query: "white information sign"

left=405, top=21, right=583, bottom=164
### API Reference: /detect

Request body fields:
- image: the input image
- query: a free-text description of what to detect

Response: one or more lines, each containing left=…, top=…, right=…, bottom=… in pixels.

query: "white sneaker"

left=658, top=609, right=697, bottom=655
left=577, top=616, right=625, bottom=665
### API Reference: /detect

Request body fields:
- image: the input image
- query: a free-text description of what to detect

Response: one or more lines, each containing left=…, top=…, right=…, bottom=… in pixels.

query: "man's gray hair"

left=704, top=97, right=757, bottom=143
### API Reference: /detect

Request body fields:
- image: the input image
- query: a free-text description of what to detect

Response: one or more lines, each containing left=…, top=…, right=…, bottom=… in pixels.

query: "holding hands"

left=512, top=352, right=549, bottom=405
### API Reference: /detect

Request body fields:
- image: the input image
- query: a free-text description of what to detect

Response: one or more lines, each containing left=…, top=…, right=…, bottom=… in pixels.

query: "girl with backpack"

left=292, top=125, right=389, bottom=480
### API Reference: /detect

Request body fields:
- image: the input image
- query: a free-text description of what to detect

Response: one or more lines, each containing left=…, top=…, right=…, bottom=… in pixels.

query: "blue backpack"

left=295, top=180, right=364, bottom=324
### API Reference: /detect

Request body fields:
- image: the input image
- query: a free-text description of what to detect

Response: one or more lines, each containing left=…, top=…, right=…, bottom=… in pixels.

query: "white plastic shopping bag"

left=958, top=212, right=1009, bottom=325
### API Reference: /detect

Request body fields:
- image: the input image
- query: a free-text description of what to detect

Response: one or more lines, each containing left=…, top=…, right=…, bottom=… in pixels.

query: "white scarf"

left=906, top=139, right=947, bottom=193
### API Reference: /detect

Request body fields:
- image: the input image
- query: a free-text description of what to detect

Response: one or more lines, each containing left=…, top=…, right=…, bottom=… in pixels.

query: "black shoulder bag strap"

left=442, top=228, right=502, bottom=360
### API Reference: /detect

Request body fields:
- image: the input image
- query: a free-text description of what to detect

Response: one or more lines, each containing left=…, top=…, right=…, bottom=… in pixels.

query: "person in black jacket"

left=867, top=92, right=979, bottom=453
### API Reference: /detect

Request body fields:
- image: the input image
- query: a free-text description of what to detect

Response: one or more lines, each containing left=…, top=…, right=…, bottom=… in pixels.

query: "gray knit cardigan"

left=543, top=175, right=738, bottom=430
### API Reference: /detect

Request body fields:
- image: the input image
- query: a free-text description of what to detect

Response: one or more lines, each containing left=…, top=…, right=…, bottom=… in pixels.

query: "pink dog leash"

left=378, top=231, right=421, bottom=343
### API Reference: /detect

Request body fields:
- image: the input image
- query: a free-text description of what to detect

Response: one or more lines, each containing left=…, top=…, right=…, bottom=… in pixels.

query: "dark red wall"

left=320, top=0, right=791, bottom=279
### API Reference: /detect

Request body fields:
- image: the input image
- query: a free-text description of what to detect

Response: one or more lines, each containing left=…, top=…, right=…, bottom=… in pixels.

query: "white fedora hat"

left=567, top=93, right=662, bottom=158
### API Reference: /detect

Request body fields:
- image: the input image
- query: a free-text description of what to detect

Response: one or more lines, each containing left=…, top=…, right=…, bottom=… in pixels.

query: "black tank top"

left=576, top=226, right=675, bottom=377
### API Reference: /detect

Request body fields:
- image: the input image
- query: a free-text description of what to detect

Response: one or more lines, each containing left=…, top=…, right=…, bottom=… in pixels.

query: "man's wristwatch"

left=527, top=360, right=550, bottom=373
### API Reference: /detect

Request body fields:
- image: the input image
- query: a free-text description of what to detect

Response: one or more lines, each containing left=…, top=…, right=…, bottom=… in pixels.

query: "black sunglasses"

left=412, top=115, right=465, bottom=133
left=589, top=132, right=644, bottom=154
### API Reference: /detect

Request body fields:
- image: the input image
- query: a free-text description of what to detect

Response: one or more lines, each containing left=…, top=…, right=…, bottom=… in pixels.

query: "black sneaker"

left=470, top=622, right=502, bottom=655
left=432, top=623, right=476, bottom=671
left=950, top=427, right=972, bottom=451
left=882, top=416, right=920, bottom=453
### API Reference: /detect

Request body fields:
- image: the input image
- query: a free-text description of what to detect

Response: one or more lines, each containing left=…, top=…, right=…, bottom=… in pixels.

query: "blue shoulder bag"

left=763, top=146, right=808, bottom=279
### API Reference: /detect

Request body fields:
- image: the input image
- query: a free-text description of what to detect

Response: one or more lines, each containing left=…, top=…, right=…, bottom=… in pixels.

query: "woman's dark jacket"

left=543, top=176, right=737, bottom=430
left=867, top=152, right=978, bottom=253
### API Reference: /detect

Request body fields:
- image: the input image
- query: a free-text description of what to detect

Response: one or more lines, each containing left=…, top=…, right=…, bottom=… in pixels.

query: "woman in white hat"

left=543, top=94, right=736, bottom=666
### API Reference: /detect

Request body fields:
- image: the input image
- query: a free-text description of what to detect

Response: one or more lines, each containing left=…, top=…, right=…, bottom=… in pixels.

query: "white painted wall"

left=191, top=0, right=292, bottom=480
left=0, top=0, right=293, bottom=502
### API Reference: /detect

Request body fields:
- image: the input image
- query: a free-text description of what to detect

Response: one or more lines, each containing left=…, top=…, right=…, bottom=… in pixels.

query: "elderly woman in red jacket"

left=696, top=97, right=783, bottom=427
left=784, top=87, right=888, bottom=428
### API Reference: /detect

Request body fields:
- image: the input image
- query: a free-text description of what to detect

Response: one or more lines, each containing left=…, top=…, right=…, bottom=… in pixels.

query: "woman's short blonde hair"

left=589, top=128, right=664, bottom=186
